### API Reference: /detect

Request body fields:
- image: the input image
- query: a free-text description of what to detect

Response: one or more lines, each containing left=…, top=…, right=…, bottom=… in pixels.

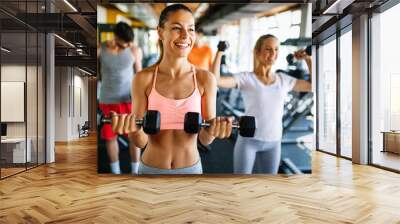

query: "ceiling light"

left=54, top=34, right=75, bottom=48
left=322, top=0, right=354, bottom=15
left=193, top=3, right=209, bottom=20
left=78, top=67, right=92, bottom=76
left=1, top=47, right=11, bottom=53
left=63, top=0, right=78, bottom=12
left=322, top=0, right=341, bottom=14
left=114, top=4, right=129, bottom=13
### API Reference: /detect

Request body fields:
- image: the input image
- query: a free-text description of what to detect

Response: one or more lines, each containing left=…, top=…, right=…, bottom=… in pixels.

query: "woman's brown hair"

left=156, top=4, right=193, bottom=64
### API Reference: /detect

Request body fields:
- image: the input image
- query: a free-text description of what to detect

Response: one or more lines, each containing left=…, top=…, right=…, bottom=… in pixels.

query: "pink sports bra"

left=147, top=66, right=202, bottom=130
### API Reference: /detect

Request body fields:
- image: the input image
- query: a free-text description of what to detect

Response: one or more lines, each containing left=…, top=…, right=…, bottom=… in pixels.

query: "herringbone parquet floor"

left=1, top=135, right=400, bottom=223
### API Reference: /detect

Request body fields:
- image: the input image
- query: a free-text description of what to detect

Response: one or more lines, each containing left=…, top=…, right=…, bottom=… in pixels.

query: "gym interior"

left=0, top=0, right=399, bottom=222
left=97, top=3, right=313, bottom=174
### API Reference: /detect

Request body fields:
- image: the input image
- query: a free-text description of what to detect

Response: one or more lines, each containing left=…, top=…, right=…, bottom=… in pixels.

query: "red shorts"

left=99, top=102, right=132, bottom=140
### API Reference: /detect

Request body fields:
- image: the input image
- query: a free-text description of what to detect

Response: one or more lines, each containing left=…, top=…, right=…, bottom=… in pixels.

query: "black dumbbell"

left=305, top=45, right=312, bottom=56
left=100, top=110, right=161, bottom=135
left=286, top=54, right=295, bottom=65
left=184, top=112, right=256, bottom=137
left=286, top=45, right=312, bottom=65
left=217, top=41, right=229, bottom=52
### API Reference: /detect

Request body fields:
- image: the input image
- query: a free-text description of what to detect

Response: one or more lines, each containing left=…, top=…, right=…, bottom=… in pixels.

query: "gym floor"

left=1, top=134, right=399, bottom=223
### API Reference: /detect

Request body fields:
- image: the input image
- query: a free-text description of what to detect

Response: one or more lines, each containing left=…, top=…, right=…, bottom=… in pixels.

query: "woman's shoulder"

left=195, top=68, right=217, bottom=87
left=135, top=65, right=156, bottom=83
left=274, top=71, right=297, bottom=89
left=235, top=71, right=254, bottom=83
left=275, top=71, right=295, bottom=82
left=139, top=64, right=157, bottom=73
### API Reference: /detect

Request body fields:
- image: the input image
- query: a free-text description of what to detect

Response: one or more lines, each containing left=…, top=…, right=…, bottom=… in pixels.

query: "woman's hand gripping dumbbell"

left=184, top=112, right=256, bottom=137
left=100, top=110, right=161, bottom=135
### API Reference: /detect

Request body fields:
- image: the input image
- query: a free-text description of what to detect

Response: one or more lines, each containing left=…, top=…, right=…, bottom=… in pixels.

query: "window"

left=291, top=10, right=301, bottom=24
left=339, top=28, right=352, bottom=158
left=290, top=10, right=301, bottom=39
left=317, top=37, right=337, bottom=154
left=0, top=0, right=47, bottom=179
left=370, top=2, right=400, bottom=171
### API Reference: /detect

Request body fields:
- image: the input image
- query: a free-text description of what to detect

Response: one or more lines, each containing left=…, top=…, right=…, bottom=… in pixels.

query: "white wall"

left=1, top=65, right=26, bottom=142
left=71, top=71, right=89, bottom=138
left=54, top=67, right=89, bottom=141
left=1, top=64, right=45, bottom=164
left=1, top=65, right=32, bottom=138
left=55, top=66, right=69, bottom=141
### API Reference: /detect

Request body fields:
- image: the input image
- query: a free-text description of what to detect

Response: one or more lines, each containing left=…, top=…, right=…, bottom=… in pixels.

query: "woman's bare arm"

left=293, top=50, right=312, bottom=92
left=129, top=70, right=151, bottom=148
left=198, top=71, right=217, bottom=145
left=112, top=69, right=152, bottom=148
left=211, top=51, right=238, bottom=89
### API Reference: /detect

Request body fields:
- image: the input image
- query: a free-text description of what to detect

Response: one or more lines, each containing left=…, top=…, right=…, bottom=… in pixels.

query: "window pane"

left=318, top=37, right=337, bottom=154
left=290, top=25, right=300, bottom=38
left=371, top=3, right=400, bottom=171
left=340, top=29, right=352, bottom=158
left=27, top=31, right=38, bottom=169
left=1, top=3, right=28, bottom=177
left=292, top=10, right=301, bottom=24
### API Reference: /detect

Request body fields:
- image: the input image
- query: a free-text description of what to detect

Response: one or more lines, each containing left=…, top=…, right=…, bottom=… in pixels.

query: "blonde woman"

left=212, top=34, right=312, bottom=174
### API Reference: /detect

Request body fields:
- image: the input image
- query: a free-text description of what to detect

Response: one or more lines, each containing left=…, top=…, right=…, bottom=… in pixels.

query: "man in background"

left=98, top=22, right=142, bottom=174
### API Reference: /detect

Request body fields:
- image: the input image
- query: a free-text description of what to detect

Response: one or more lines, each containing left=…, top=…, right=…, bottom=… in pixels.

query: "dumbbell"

left=184, top=112, right=256, bottom=137
left=99, top=110, right=161, bottom=135
left=286, top=45, right=312, bottom=65
left=217, top=41, right=229, bottom=52
left=286, top=54, right=295, bottom=65
left=305, top=45, right=312, bottom=56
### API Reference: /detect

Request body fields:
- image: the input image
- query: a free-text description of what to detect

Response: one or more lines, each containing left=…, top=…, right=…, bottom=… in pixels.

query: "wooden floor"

left=1, top=135, right=400, bottom=223
left=1, top=167, right=26, bottom=177
left=1, top=164, right=44, bottom=178
left=372, top=150, right=400, bottom=171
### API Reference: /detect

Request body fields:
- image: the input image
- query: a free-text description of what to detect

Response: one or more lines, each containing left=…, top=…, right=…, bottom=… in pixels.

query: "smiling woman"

left=109, top=4, right=236, bottom=174
left=212, top=34, right=312, bottom=174
left=156, top=4, right=195, bottom=63
left=97, top=2, right=313, bottom=175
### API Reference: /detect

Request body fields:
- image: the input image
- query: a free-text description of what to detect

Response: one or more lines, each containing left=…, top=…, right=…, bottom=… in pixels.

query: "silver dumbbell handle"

left=101, top=117, right=143, bottom=126
left=200, top=122, right=240, bottom=129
